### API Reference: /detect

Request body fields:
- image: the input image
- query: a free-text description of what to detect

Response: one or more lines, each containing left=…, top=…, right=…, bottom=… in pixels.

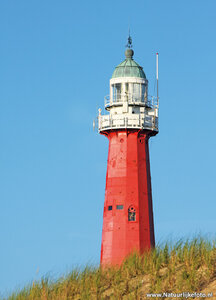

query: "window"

left=141, top=84, right=146, bottom=102
left=130, top=83, right=148, bottom=102
left=116, top=205, right=123, bottom=210
left=112, top=83, right=121, bottom=102
left=125, top=83, right=129, bottom=94
left=128, top=206, right=136, bottom=221
left=108, top=206, right=113, bottom=211
left=133, top=84, right=140, bottom=102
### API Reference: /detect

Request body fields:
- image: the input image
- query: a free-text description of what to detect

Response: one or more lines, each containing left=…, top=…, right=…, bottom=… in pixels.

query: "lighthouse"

left=98, top=37, right=159, bottom=266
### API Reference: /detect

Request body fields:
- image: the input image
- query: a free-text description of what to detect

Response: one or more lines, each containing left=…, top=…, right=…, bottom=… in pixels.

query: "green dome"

left=112, top=49, right=146, bottom=79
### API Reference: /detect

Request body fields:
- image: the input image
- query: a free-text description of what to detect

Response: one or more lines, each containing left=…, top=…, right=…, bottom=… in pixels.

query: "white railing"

left=98, top=114, right=158, bottom=132
left=104, top=94, right=158, bottom=109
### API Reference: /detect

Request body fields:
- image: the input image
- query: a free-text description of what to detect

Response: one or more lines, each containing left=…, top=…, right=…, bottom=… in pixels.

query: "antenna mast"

left=156, top=53, right=159, bottom=106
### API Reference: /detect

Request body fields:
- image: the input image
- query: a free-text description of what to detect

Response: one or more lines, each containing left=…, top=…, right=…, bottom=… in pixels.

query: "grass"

left=5, top=237, right=216, bottom=299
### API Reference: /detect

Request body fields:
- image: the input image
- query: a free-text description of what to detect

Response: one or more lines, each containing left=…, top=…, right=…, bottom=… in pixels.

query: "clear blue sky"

left=0, top=0, right=216, bottom=296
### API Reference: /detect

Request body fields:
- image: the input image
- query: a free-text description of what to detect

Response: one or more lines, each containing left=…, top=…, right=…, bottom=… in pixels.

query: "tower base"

left=100, top=130, right=155, bottom=266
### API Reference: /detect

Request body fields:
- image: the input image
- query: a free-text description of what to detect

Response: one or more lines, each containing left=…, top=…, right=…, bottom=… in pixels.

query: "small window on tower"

left=108, top=206, right=113, bottom=211
left=116, top=205, right=123, bottom=210
left=128, top=206, right=136, bottom=221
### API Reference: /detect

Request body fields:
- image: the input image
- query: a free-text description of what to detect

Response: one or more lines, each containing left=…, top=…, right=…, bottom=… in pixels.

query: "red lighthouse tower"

left=98, top=38, right=159, bottom=266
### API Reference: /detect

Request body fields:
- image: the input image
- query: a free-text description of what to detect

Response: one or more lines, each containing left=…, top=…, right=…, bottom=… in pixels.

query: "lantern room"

left=109, top=48, right=148, bottom=105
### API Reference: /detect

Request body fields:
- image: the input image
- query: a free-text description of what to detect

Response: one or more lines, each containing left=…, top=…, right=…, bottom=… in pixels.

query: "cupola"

left=112, top=48, right=146, bottom=79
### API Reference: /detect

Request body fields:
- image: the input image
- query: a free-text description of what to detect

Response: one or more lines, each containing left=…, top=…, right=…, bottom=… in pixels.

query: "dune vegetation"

left=6, top=237, right=216, bottom=300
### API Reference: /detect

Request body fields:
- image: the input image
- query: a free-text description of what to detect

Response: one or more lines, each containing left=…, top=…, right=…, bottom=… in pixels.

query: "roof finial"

left=126, top=29, right=133, bottom=49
